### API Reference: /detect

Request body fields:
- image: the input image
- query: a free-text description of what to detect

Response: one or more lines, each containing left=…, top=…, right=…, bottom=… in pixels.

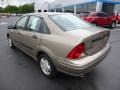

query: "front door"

left=96, top=12, right=110, bottom=26
left=13, top=16, right=29, bottom=49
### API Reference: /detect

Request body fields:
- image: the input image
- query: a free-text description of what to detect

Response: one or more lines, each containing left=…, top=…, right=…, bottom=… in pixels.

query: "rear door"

left=19, top=16, right=42, bottom=57
left=21, top=16, right=50, bottom=57
left=20, top=15, right=51, bottom=58
left=96, top=13, right=110, bottom=25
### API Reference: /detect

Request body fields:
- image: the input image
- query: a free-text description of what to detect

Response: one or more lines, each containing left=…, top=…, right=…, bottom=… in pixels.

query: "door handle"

left=32, top=35, right=38, bottom=39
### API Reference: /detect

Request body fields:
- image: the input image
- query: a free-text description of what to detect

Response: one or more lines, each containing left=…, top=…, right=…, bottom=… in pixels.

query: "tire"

left=110, top=22, right=116, bottom=29
left=117, top=20, right=120, bottom=24
left=8, top=37, right=15, bottom=49
left=92, top=22, right=97, bottom=26
left=39, top=54, right=57, bottom=77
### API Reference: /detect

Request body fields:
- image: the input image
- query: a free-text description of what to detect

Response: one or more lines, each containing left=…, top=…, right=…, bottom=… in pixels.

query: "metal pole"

left=1, top=0, right=4, bottom=13
left=6, top=0, right=9, bottom=17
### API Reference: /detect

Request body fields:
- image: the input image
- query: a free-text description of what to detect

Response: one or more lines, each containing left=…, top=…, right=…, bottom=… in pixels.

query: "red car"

left=77, top=12, right=89, bottom=19
left=114, top=13, right=120, bottom=24
left=118, top=15, right=120, bottom=24
left=111, top=12, right=119, bottom=24
left=84, top=12, right=116, bottom=28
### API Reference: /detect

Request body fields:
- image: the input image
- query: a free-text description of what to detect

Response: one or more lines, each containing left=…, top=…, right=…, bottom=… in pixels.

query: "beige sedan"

left=7, top=13, right=111, bottom=77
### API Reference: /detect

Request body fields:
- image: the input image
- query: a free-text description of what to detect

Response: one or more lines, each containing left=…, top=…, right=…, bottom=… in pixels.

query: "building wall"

left=114, top=4, right=120, bottom=12
left=34, top=0, right=120, bottom=14
left=34, top=1, right=48, bottom=12
left=49, top=0, right=96, bottom=9
left=48, top=0, right=97, bottom=14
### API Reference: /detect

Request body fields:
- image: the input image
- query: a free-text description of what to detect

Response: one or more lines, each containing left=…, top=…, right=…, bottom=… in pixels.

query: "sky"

left=0, top=0, right=55, bottom=7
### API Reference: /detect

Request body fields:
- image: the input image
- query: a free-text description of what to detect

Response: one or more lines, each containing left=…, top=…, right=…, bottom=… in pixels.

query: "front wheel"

left=39, top=54, right=57, bottom=77
left=8, top=37, right=15, bottom=48
left=92, top=22, right=97, bottom=26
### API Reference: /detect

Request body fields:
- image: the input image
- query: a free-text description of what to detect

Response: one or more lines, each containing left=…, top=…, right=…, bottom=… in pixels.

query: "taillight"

left=67, top=43, right=85, bottom=59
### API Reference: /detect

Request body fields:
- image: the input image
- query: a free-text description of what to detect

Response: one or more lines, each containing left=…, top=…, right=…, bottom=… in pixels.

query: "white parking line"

left=0, top=23, right=8, bottom=25
left=111, top=29, right=120, bottom=32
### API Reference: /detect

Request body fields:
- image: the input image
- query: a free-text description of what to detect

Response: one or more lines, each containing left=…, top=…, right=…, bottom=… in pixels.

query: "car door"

left=96, top=13, right=109, bottom=26
left=102, top=13, right=111, bottom=25
left=12, top=16, right=29, bottom=49
left=20, top=16, right=44, bottom=57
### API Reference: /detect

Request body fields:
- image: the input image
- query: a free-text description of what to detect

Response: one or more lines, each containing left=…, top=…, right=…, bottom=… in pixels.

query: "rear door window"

left=27, top=16, right=42, bottom=32
left=26, top=16, right=50, bottom=34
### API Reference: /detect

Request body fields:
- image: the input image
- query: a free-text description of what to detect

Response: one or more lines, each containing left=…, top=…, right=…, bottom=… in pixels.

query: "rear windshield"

left=79, top=12, right=89, bottom=17
left=49, top=14, right=91, bottom=31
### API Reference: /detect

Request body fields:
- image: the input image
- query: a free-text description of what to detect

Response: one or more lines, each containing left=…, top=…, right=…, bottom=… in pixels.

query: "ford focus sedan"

left=7, top=13, right=111, bottom=77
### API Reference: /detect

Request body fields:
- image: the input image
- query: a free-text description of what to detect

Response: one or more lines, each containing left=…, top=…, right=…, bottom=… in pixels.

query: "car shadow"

left=115, top=24, right=120, bottom=29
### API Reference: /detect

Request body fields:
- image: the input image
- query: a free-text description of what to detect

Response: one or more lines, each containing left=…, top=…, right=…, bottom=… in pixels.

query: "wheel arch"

left=113, top=21, right=116, bottom=24
left=36, top=46, right=58, bottom=67
left=7, top=33, right=9, bottom=38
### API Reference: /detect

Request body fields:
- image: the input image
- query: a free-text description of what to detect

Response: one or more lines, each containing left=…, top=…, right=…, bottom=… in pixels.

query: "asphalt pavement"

left=0, top=16, right=120, bottom=90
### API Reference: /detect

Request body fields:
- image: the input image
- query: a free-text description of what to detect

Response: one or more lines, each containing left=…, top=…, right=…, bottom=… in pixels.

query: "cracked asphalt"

left=0, top=16, right=120, bottom=90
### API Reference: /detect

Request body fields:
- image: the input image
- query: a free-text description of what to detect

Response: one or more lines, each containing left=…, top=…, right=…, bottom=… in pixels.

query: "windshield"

left=50, top=14, right=91, bottom=31
left=96, top=13, right=108, bottom=17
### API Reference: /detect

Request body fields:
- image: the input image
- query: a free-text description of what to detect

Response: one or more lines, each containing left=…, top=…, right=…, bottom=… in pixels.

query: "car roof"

left=23, top=12, right=73, bottom=17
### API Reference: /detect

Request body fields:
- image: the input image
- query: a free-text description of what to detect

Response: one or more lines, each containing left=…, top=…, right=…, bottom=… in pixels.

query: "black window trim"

left=40, top=18, right=51, bottom=34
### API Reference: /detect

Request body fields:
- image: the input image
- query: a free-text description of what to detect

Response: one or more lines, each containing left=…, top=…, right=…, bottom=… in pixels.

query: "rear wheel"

left=39, top=54, right=57, bottom=77
left=116, top=20, right=119, bottom=24
left=118, top=20, right=120, bottom=24
left=110, top=22, right=116, bottom=29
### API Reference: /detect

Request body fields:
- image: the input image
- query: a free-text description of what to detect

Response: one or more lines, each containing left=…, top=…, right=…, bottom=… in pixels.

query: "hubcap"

left=8, top=38, right=12, bottom=47
left=93, top=23, right=96, bottom=26
left=40, top=58, right=51, bottom=75
left=116, top=20, right=119, bottom=24
left=112, top=23, right=116, bottom=28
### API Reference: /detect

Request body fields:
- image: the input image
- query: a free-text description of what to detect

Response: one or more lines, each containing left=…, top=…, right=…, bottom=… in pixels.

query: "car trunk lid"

left=84, top=30, right=110, bottom=55
left=65, top=26, right=110, bottom=56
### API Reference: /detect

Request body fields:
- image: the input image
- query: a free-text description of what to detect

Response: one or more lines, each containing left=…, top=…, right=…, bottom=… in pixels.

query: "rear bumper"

left=56, top=43, right=111, bottom=76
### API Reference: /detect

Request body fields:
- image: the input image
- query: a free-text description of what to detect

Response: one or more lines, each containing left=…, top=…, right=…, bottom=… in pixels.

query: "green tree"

left=0, top=7, right=3, bottom=12
left=2, top=3, right=34, bottom=14
left=4, top=5, right=18, bottom=13
left=18, top=3, right=34, bottom=14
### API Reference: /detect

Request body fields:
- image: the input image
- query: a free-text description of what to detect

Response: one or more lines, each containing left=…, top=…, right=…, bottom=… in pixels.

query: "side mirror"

left=8, top=25, right=16, bottom=29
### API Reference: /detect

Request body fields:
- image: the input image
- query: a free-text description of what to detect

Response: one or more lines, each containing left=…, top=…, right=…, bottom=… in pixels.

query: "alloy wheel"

left=40, top=58, right=51, bottom=75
